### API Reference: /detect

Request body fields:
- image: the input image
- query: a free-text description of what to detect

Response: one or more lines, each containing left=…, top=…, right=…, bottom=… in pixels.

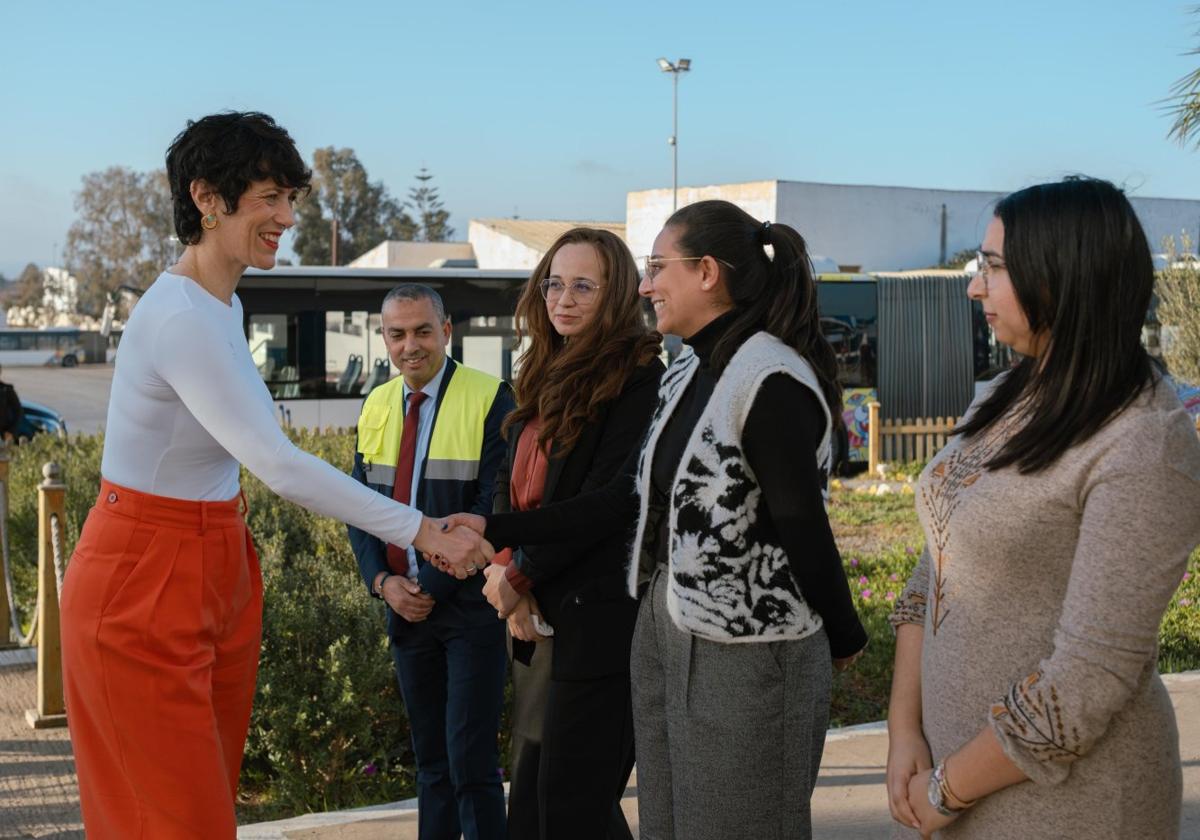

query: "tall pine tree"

left=408, top=167, right=454, bottom=242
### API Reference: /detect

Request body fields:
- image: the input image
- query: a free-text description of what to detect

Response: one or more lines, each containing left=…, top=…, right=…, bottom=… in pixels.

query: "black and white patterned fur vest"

left=627, top=331, right=833, bottom=643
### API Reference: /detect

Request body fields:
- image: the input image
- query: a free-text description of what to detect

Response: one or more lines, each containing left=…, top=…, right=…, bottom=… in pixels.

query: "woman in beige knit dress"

left=886, top=177, right=1200, bottom=839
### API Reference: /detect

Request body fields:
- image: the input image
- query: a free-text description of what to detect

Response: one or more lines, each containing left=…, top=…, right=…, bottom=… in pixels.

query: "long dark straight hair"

left=954, top=177, right=1159, bottom=473
left=665, top=200, right=841, bottom=416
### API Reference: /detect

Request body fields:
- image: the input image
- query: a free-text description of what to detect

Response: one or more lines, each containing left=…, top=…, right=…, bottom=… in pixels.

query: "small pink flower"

left=905, top=546, right=915, bottom=555
left=850, top=558, right=859, bottom=568
left=885, top=592, right=896, bottom=601
left=1180, top=598, right=1193, bottom=607
left=362, top=763, right=378, bottom=777
left=1184, top=572, right=1193, bottom=583
left=889, top=573, right=899, bottom=582
left=860, top=589, right=873, bottom=600
left=858, top=576, right=869, bottom=585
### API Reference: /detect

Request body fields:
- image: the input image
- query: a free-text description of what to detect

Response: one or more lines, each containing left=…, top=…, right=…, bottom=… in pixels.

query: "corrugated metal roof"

left=470, top=218, right=626, bottom=254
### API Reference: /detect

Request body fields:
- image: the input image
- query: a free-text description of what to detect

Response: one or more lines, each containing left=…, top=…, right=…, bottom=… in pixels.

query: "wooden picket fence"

left=866, top=403, right=959, bottom=476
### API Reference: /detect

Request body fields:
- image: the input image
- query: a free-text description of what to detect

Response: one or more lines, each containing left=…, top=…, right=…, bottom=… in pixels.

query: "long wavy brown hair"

left=505, top=228, right=661, bottom=453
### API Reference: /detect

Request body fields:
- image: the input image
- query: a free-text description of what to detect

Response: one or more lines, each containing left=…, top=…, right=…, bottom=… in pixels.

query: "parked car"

left=16, top=400, right=67, bottom=440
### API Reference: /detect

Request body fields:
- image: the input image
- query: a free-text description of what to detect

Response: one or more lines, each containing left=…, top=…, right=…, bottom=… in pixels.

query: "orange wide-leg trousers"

left=60, top=480, right=263, bottom=839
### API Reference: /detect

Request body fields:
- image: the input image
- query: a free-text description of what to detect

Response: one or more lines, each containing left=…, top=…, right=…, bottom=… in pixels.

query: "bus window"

left=325, top=311, right=388, bottom=394
left=816, top=281, right=878, bottom=388
left=248, top=315, right=297, bottom=397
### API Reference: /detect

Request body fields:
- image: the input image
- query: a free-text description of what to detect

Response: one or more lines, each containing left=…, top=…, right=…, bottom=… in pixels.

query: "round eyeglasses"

left=540, top=278, right=603, bottom=303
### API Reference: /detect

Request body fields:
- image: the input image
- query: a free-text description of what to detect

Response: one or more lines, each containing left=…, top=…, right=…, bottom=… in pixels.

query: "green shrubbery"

left=237, top=429, right=415, bottom=815
left=6, top=432, right=1198, bottom=817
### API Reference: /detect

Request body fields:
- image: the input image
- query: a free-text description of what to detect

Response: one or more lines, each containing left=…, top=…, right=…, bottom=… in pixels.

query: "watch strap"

left=373, top=571, right=392, bottom=599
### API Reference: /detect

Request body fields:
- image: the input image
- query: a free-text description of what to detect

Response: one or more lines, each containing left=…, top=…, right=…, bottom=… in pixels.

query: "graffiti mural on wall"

left=842, top=387, right=877, bottom=464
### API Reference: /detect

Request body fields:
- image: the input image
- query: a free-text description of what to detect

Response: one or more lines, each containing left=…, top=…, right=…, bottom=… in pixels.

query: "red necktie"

left=386, top=390, right=428, bottom=575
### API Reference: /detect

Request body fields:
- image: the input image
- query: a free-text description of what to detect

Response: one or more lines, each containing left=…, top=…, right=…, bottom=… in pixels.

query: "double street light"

left=657, top=57, right=691, bottom=211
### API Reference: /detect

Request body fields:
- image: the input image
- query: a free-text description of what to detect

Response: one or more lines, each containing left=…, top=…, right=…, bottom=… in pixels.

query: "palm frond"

left=1165, top=6, right=1200, bottom=148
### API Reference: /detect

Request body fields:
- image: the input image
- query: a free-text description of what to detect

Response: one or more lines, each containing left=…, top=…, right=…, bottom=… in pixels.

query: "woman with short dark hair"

left=886, top=177, right=1200, bottom=838
left=60, top=112, right=486, bottom=838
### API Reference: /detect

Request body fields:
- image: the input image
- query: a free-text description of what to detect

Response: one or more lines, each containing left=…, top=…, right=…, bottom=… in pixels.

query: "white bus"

left=0, top=328, right=90, bottom=366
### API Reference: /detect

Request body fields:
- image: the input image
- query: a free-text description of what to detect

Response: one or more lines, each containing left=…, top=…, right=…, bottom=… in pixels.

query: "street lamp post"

left=657, top=57, right=691, bottom=211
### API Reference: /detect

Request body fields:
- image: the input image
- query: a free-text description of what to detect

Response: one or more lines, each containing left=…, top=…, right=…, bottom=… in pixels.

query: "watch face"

left=928, top=772, right=942, bottom=809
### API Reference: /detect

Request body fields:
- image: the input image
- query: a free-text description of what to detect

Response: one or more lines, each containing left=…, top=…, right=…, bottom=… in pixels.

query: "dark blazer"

left=494, top=358, right=664, bottom=681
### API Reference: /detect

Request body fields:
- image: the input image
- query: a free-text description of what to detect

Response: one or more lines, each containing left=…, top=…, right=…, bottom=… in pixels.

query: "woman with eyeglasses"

left=448, top=201, right=869, bottom=839
left=885, top=177, right=1200, bottom=839
left=482, top=228, right=662, bottom=839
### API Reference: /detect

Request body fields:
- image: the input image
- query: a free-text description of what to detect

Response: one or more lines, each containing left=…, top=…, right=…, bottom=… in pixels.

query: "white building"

left=626, top=180, right=1200, bottom=272
left=349, top=240, right=477, bottom=269
left=43, top=267, right=79, bottom=319
left=469, top=219, right=627, bottom=270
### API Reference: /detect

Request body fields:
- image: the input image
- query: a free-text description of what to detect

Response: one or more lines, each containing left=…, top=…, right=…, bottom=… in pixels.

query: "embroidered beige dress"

left=891, top=377, right=1200, bottom=840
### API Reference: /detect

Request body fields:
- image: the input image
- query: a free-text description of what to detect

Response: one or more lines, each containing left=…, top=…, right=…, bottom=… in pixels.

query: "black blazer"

left=493, top=358, right=664, bottom=681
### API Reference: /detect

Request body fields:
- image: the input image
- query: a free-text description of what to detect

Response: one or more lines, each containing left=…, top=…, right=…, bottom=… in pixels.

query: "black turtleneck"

left=487, top=313, right=868, bottom=659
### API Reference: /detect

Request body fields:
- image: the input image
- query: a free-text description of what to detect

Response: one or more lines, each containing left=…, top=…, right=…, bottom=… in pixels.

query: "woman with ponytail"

left=451, top=200, right=868, bottom=839
left=622, top=200, right=867, bottom=839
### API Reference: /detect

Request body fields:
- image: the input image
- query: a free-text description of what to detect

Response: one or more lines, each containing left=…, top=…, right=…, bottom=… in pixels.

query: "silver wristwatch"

left=928, top=761, right=965, bottom=818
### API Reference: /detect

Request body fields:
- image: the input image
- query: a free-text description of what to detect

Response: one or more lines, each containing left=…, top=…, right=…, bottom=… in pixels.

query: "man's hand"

left=381, top=574, right=435, bottom=623
left=440, top=512, right=487, bottom=536
left=482, top=564, right=522, bottom=618
left=414, top=516, right=494, bottom=578
left=507, top=594, right=549, bottom=643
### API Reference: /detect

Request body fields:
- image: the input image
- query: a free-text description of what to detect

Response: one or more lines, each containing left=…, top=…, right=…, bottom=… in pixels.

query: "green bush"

left=237, top=427, right=415, bottom=815
left=5, top=432, right=101, bottom=628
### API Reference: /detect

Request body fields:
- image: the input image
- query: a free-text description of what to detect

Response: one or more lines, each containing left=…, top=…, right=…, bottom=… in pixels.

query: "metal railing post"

left=26, top=462, right=67, bottom=729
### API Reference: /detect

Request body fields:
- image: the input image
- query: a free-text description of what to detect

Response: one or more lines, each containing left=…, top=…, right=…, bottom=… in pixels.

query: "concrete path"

left=0, top=651, right=82, bottom=839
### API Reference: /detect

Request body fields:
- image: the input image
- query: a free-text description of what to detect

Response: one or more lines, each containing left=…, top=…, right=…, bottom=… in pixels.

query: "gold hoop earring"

left=201, top=213, right=219, bottom=231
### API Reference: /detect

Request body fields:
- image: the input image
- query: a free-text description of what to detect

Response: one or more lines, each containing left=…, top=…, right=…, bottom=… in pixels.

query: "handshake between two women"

left=415, top=512, right=492, bottom=579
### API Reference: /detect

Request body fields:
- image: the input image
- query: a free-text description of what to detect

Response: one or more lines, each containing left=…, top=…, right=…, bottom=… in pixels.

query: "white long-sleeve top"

left=101, top=271, right=422, bottom=548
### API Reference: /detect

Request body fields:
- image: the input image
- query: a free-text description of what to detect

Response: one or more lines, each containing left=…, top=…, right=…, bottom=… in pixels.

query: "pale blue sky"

left=2, top=0, right=1200, bottom=277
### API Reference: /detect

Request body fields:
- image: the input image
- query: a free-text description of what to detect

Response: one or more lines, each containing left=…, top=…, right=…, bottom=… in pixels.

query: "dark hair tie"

left=757, top=221, right=772, bottom=246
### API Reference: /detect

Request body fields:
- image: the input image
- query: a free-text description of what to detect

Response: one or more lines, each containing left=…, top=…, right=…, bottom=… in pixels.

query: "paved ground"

left=0, top=652, right=82, bottom=840
left=5, top=365, right=113, bottom=436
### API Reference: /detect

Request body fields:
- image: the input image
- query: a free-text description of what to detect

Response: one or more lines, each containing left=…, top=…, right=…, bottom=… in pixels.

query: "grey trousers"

left=630, top=569, right=832, bottom=840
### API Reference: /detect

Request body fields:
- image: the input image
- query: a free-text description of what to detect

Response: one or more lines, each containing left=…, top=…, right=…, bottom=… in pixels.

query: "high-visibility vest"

left=356, top=360, right=502, bottom=498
